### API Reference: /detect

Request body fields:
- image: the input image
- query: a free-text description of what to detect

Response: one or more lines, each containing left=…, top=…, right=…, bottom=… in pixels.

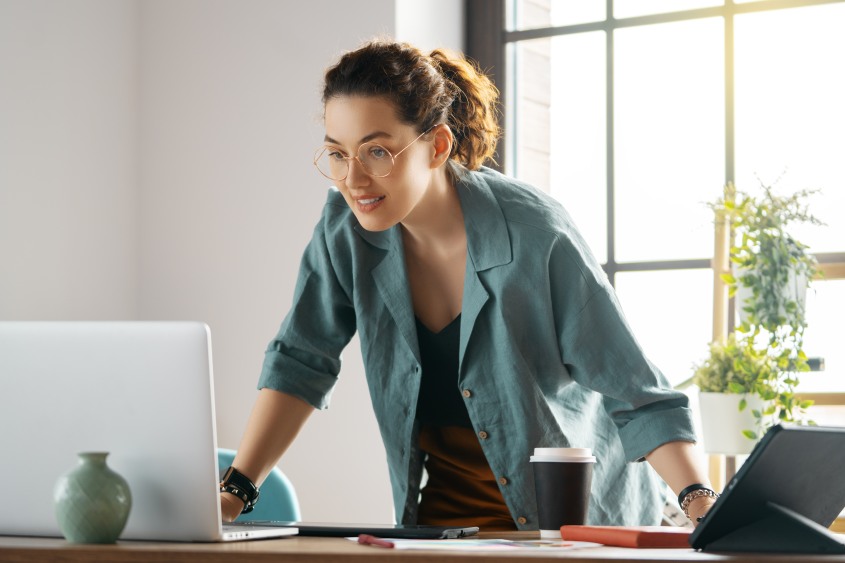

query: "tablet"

left=231, top=521, right=479, bottom=539
left=689, top=424, right=845, bottom=554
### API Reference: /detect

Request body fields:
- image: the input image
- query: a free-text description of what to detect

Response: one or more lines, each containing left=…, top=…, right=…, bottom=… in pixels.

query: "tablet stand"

left=704, top=501, right=845, bottom=554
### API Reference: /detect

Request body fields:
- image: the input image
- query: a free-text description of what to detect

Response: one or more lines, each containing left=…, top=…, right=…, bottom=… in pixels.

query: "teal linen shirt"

left=258, top=167, right=697, bottom=528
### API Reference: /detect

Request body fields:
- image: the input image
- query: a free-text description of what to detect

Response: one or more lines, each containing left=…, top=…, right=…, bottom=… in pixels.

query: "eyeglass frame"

left=313, top=126, right=434, bottom=181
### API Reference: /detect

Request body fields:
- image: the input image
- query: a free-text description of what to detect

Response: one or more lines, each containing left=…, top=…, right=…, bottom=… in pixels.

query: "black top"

left=414, top=314, right=472, bottom=428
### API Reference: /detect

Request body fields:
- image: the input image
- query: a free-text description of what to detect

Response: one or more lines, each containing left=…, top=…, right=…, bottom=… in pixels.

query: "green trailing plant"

left=715, top=181, right=822, bottom=348
left=692, top=180, right=822, bottom=439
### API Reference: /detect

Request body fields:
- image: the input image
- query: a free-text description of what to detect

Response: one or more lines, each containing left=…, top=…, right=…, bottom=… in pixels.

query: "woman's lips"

left=355, top=195, right=386, bottom=212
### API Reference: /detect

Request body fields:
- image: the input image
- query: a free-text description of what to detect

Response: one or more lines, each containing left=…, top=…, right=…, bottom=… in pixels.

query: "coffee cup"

left=530, top=447, right=596, bottom=538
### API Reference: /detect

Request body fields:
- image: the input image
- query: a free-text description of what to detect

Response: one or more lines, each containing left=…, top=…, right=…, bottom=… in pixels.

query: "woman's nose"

left=344, top=157, right=370, bottom=188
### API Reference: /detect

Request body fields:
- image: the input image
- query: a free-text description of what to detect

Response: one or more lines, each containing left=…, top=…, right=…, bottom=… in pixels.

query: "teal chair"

left=217, top=448, right=301, bottom=521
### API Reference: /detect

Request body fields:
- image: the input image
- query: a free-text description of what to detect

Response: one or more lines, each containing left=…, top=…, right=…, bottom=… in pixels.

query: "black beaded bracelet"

left=220, top=466, right=260, bottom=514
left=677, top=483, right=708, bottom=508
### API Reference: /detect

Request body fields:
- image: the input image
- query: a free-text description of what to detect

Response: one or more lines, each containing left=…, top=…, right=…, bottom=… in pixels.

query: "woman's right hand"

left=220, top=492, right=245, bottom=523
left=219, top=389, right=315, bottom=523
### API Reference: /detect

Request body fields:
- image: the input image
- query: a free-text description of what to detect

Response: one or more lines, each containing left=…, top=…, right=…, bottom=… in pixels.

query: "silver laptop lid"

left=0, top=321, right=228, bottom=541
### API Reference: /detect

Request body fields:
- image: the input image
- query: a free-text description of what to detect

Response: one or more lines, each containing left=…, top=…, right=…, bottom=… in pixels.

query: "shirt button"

left=462, top=389, right=472, bottom=398
left=517, top=516, right=527, bottom=525
left=478, top=430, right=488, bottom=440
left=498, top=476, right=508, bottom=486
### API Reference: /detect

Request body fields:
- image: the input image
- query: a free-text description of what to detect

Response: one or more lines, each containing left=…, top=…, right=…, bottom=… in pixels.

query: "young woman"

left=219, top=40, right=717, bottom=530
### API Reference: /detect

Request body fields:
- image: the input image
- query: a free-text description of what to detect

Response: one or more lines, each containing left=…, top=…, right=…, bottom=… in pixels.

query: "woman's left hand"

left=687, top=495, right=717, bottom=527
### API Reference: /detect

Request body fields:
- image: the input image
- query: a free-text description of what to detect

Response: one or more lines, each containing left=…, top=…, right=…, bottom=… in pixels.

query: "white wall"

left=0, top=0, right=138, bottom=320
left=1, top=0, right=463, bottom=524
left=396, top=0, right=465, bottom=52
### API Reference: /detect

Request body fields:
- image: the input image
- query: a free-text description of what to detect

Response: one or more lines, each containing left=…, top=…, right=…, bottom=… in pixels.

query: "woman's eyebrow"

left=324, top=131, right=394, bottom=145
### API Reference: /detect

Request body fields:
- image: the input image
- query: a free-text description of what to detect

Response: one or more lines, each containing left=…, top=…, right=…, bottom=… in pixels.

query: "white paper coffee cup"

left=530, top=447, right=596, bottom=538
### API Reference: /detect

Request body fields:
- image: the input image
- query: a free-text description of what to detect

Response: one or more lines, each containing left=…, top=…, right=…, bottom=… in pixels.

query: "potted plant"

left=690, top=181, right=821, bottom=453
left=717, top=181, right=821, bottom=343
left=691, top=334, right=775, bottom=454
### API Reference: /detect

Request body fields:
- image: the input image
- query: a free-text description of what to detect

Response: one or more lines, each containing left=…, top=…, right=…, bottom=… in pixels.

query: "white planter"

left=734, top=265, right=807, bottom=326
left=698, top=392, right=765, bottom=455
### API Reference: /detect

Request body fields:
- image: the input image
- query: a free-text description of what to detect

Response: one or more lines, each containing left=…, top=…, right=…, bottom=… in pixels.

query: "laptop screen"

left=0, top=321, right=226, bottom=541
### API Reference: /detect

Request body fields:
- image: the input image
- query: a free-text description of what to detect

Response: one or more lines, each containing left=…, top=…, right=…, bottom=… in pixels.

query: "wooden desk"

left=2, top=532, right=844, bottom=563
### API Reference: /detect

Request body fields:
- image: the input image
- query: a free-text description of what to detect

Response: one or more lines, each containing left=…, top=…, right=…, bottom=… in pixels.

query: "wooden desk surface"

left=2, top=532, right=844, bottom=563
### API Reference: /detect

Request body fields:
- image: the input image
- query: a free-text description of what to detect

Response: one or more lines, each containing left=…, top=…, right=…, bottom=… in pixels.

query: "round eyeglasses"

left=313, top=128, right=431, bottom=182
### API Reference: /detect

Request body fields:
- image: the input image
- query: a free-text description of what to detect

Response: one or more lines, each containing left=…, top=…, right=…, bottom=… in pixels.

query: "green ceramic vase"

left=54, top=452, right=132, bottom=544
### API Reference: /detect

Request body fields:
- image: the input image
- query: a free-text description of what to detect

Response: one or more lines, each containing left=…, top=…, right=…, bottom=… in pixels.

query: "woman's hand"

left=687, top=495, right=717, bottom=527
left=218, top=389, right=315, bottom=524
left=644, top=441, right=719, bottom=526
left=220, top=492, right=245, bottom=523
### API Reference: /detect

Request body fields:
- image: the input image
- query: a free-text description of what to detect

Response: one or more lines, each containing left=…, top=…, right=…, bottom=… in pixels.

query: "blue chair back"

left=217, top=448, right=301, bottom=521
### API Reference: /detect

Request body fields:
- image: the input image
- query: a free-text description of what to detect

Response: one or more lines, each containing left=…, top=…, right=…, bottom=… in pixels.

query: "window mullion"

left=606, top=4, right=616, bottom=286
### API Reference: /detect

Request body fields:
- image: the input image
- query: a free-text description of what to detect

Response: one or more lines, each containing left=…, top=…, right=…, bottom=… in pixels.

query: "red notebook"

left=560, top=525, right=692, bottom=548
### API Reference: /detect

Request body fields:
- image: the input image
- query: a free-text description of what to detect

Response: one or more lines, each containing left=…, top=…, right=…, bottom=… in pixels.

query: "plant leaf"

left=728, top=382, right=745, bottom=394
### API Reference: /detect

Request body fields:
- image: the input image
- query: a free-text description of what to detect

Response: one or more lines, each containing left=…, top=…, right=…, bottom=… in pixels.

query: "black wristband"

left=220, top=466, right=260, bottom=514
left=677, top=483, right=708, bottom=508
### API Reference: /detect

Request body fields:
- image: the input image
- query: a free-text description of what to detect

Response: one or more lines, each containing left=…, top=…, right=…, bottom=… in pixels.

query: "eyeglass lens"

left=315, top=142, right=394, bottom=181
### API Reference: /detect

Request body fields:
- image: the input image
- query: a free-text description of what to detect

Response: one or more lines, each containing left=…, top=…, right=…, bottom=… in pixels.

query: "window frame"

left=465, top=0, right=845, bottom=288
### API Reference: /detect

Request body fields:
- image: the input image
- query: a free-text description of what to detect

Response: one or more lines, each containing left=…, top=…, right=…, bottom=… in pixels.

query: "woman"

left=219, top=40, right=717, bottom=530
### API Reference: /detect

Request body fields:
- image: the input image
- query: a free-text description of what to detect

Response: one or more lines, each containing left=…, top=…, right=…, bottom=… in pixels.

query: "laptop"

left=230, top=521, right=480, bottom=539
left=690, top=424, right=845, bottom=554
left=0, top=321, right=296, bottom=542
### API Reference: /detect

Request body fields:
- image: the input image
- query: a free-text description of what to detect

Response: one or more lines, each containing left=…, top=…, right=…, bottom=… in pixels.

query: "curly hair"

left=322, top=40, right=500, bottom=171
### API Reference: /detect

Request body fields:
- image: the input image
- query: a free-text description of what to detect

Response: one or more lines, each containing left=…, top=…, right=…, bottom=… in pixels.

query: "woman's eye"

left=327, top=150, right=346, bottom=161
left=368, top=146, right=389, bottom=159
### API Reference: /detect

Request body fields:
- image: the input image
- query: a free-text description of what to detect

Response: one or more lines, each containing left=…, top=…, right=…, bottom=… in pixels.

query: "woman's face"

left=322, top=95, right=434, bottom=232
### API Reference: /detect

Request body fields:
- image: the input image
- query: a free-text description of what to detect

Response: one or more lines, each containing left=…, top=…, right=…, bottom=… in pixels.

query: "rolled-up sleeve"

left=549, top=234, right=697, bottom=461
left=257, top=206, right=357, bottom=410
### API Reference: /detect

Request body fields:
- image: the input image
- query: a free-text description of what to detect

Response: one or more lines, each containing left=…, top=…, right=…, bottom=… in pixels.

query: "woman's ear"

left=429, top=124, right=453, bottom=169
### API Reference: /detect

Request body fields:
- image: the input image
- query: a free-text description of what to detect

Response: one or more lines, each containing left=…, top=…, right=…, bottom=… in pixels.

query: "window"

left=469, top=0, right=845, bottom=388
